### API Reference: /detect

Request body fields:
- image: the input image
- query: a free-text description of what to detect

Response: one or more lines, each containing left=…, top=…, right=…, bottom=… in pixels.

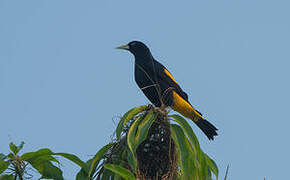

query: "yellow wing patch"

left=164, top=69, right=178, bottom=84
left=171, top=91, right=203, bottom=122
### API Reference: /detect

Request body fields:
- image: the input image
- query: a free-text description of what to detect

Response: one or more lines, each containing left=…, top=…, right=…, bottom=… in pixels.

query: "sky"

left=1, top=0, right=290, bottom=179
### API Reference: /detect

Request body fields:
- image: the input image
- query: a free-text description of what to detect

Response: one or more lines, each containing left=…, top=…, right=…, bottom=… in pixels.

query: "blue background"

left=1, top=0, right=289, bottom=179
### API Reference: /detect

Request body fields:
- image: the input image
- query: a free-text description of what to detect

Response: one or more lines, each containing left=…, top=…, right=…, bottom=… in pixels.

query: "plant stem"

left=14, top=163, right=24, bottom=180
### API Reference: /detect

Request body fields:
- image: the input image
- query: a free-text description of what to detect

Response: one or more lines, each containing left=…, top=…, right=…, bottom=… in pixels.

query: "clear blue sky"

left=1, top=0, right=289, bottom=179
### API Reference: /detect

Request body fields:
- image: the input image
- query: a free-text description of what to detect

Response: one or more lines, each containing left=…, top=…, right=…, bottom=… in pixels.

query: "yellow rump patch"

left=164, top=69, right=178, bottom=84
left=171, top=91, right=203, bottom=122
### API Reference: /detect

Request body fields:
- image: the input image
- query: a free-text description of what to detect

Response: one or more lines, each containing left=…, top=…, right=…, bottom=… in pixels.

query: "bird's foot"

left=148, top=104, right=168, bottom=118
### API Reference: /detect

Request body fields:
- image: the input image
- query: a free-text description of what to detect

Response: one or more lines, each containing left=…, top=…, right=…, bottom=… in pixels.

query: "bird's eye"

left=130, top=42, right=136, bottom=46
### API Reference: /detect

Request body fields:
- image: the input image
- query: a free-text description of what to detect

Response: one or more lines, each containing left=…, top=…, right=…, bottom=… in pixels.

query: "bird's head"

left=116, top=41, right=151, bottom=58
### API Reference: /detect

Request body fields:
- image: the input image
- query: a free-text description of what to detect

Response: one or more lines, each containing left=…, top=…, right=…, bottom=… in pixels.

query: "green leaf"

left=0, top=161, right=10, bottom=174
left=8, top=141, right=24, bottom=155
left=198, top=151, right=210, bottom=180
left=116, top=105, right=147, bottom=140
left=21, top=148, right=53, bottom=161
left=170, top=114, right=202, bottom=174
left=223, top=165, right=229, bottom=180
left=29, top=159, right=64, bottom=180
left=76, top=159, right=93, bottom=180
left=0, top=154, right=6, bottom=161
left=9, top=142, right=17, bottom=155
left=17, top=141, right=25, bottom=153
left=126, top=116, right=142, bottom=172
left=134, top=110, right=156, bottom=150
left=88, top=143, right=115, bottom=179
left=170, top=124, right=197, bottom=180
left=126, top=110, right=156, bottom=173
left=7, top=153, right=13, bottom=160
left=113, top=174, right=122, bottom=180
left=21, top=148, right=63, bottom=179
left=128, top=110, right=156, bottom=150
left=54, top=152, right=85, bottom=168
left=127, top=116, right=141, bottom=152
left=170, top=114, right=200, bottom=152
left=204, top=153, right=219, bottom=180
left=76, top=168, right=88, bottom=180
left=0, top=174, right=14, bottom=180
left=104, top=164, right=135, bottom=180
left=119, top=149, right=128, bottom=167
left=21, top=148, right=59, bottom=164
left=101, top=168, right=115, bottom=180
left=126, top=148, right=136, bottom=172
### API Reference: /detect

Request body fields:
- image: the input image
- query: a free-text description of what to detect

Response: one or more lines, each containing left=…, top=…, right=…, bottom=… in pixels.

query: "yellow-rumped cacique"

left=117, top=41, right=218, bottom=140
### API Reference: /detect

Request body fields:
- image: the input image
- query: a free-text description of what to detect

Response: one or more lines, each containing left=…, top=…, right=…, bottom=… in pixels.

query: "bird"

left=116, top=41, right=218, bottom=140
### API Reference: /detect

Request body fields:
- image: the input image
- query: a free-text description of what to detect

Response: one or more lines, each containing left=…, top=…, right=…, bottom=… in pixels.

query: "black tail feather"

left=195, top=119, right=218, bottom=140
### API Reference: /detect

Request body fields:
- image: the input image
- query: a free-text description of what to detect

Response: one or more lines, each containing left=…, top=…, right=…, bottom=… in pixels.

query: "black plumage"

left=117, top=41, right=218, bottom=140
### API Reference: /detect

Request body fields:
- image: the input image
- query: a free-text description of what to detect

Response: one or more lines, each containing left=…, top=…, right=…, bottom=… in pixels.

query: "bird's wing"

left=155, top=61, right=204, bottom=117
left=153, top=60, right=189, bottom=102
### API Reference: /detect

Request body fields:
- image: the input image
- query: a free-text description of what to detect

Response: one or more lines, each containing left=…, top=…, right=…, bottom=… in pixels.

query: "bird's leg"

left=160, top=104, right=167, bottom=111
left=146, top=104, right=154, bottom=111
left=151, top=104, right=168, bottom=118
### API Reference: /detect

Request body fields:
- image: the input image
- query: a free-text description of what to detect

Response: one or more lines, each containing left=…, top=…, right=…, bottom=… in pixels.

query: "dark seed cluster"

left=136, top=114, right=176, bottom=179
left=97, top=107, right=177, bottom=180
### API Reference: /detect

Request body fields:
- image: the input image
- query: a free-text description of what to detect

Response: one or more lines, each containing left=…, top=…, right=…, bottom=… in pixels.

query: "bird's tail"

left=169, top=92, right=218, bottom=140
left=186, top=108, right=218, bottom=140
left=195, top=117, right=218, bottom=140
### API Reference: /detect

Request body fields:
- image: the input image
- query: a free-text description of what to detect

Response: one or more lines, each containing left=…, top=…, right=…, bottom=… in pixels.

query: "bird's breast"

left=134, top=64, right=162, bottom=107
left=134, top=64, right=156, bottom=89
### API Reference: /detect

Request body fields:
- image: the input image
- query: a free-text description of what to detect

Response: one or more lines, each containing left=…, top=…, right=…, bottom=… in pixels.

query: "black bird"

left=117, top=41, right=218, bottom=140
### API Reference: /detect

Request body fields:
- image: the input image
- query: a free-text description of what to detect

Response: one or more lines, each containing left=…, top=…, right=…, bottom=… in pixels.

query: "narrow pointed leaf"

left=126, top=116, right=142, bottom=171
left=170, top=114, right=203, bottom=175
left=127, top=116, right=142, bottom=152
left=0, top=174, right=14, bottom=180
left=88, top=143, right=115, bottom=179
left=101, top=168, right=115, bottom=180
left=170, top=124, right=196, bottom=180
left=204, top=153, right=219, bottom=179
left=104, top=164, right=135, bottom=180
left=224, top=165, right=229, bottom=180
left=134, top=110, right=156, bottom=150
left=199, top=152, right=209, bottom=180
left=170, top=114, right=200, bottom=152
left=127, top=149, right=136, bottom=172
left=116, top=105, right=147, bottom=140
left=17, top=141, right=25, bottom=153
left=21, top=148, right=63, bottom=179
left=114, top=175, right=122, bottom=180
left=76, top=168, right=88, bottom=180
left=54, top=152, right=85, bottom=168
left=9, top=141, right=24, bottom=155
left=116, top=108, right=135, bottom=141
left=28, top=159, right=64, bottom=180
left=9, top=142, right=17, bottom=155
left=7, top=153, right=13, bottom=160
left=0, top=161, right=10, bottom=174
left=22, top=152, right=59, bottom=164
left=0, top=154, right=6, bottom=161
left=127, top=111, right=156, bottom=153
left=21, top=148, right=53, bottom=161
left=76, top=159, right=93, bottom=180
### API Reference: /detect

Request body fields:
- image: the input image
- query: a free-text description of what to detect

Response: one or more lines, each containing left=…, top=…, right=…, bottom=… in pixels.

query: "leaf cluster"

left=83, top=105, right=219, bottom=180
left=0, top=105, right=220, bottom=180
left=0, top=142, right=84, bottom=180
